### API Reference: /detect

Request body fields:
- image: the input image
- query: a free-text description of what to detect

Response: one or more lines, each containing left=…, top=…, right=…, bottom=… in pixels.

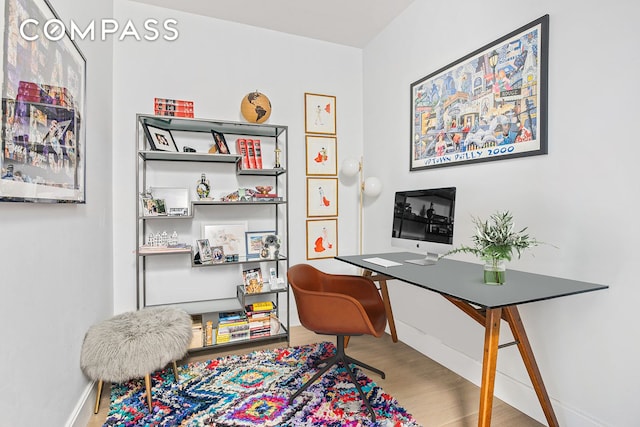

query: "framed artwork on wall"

left=307, top=177, right=338, bottom=217
left=305, top=135, right=337, bottom=176
left=306, top=218, right=338, bottom=260
left=304, top=93, right=336, bottom=135
left=142, top=124, right=178, bottom=152
left=0, top=0, right=86, bottom=203
left=410, top=15, right=548, bottom=171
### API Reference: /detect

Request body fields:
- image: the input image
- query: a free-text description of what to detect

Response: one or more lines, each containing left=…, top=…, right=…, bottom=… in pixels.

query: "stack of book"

left=236, top=139, right=263, bottom=169
left=154, top=97, right=194, bottom=118
left=216, top=311, right=249, bottom=344
left=245, top=301, right=278, bottom=339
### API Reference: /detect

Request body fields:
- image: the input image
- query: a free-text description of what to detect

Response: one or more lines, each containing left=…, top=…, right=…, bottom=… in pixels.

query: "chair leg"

left=342, top=359, right=377, bottom=423
left=94, top=379, right=104, bottom=414
left=289, top=354, right=338, bottom=403
left=144, top=374, right=153, bottom=411
left=345, top=354, right=385, bottom=379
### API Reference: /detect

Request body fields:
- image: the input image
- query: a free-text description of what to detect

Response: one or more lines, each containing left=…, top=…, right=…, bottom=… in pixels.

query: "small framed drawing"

left=306, top=135, right=337, bottom=176
left=143, top=124, right=178, bottom=152
left=307, top=177, right=338, bottom=217
left=141, top=197, right=156, bottom=216
left=202, top=222, right=247, bottom=258
left=307, top=218, right=338, bottom=260
left=196, top=239, right=213, bottom=263
left=304, top=93, right=336, bottom=135
left=211, top=130, right=230, bottom=154
left=245, top=230, right=275, bottom=259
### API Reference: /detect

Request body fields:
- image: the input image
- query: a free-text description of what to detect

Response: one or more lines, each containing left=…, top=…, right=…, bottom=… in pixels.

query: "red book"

left=154, top=110, right=194, bottom=118
left=154, top=98, right=194, bottom=107
left=246, top=139, right=256, bottom=169
left=236, top=139, right=250, bottom=169
left=253, top=139, right=263, bottom=169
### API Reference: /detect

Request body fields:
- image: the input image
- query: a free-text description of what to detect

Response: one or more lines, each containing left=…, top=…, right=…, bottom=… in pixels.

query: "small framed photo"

left=211, top=246, right=225, bottom=263
left=196, top=239, right=213, bottom=263
left=141, top=197, right=156, bottom=216
left=306, top=135, right=337, bottom=176
left=307, top=177, right=338, bottom=217
left=211, top=130, right=230, bottom=154
left=245, top=230, right=275, bottom=259
left=306, top=218, right=338, bottom=260
left=153, top=199, right=167, bottom=215
left=142, top=124, right=178, bottom=152
left=304, top=93, right=336, bottom=135
left=242, top=267, right=264, bottom=293
left=168, top=207, right=188, bottom=216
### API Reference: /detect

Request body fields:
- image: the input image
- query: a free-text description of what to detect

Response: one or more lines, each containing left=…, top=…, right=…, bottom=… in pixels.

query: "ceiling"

left=132, top=0, right=416, bottom=48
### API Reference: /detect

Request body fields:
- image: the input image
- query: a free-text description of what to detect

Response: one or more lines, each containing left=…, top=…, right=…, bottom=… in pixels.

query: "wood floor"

left=86, top=326, right=543, bottom=427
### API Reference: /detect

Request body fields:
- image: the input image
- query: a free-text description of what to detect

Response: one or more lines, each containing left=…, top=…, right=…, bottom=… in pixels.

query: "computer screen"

left=391, top=187, right=456, bottom=265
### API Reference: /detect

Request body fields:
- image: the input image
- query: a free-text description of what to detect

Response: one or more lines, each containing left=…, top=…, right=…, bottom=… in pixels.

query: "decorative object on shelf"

left=243, top=267, right=264, bottom=293
left=211, top=246, right=225, bottom=263
left=304, top=92, right=336, bottom=135
left=340, top=157, right=383, bottom=254
left=306, top=135, right=337, bottom=176
left=240, top=90, right=272, bottom=124
left=306, top=177, right=338, bottom=217
left=142, top=123, right=179, bottom=152
left=195, top=239, right=213, bottom=263
left=0, top=0, right=86, bottom=203
left=410, top=15, right=548, bottom=171
left=222, top=188, right=256, bottom=202
left=154, top=98, right=194, bottom=118
left=245, top=230, right=276, bottom=259
left=442, top=211, right=544, bottom=285
left=262, top=234, right=281, bottom=259
left=274, top=145, right=282, bottom=169
left=306, top=218, right=338, bottom=260
left=211, top=130, right=230, bottom=154
left=196, top=173, right=211, bottom=200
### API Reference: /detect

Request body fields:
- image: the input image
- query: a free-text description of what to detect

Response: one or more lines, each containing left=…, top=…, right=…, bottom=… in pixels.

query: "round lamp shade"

left=241, top=91, right=272, bottom=123
left=341, top=158, right=361, bottom=177
left=363, top=176, right=382, bottom=197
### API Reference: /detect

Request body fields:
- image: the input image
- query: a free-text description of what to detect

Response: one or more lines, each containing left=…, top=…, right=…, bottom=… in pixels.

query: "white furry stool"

left=80, top=307, right=192, bottom=413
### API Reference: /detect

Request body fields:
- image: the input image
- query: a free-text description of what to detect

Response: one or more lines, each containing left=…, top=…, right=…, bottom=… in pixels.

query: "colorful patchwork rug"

left=103, top=341, right=421, bottom=426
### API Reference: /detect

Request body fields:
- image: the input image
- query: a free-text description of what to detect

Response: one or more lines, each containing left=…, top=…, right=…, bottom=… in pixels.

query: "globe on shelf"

left=241, top=90, right=272, bottom=124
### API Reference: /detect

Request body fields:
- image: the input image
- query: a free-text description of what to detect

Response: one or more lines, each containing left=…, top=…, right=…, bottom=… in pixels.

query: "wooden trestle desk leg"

left=363, top=269, right=398, bottom=343
left=478, top=307, right=502, bottom=427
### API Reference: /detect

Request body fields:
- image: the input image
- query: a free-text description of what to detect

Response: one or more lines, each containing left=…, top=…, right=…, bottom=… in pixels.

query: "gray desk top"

left=336, top=252, right=608, bottom=308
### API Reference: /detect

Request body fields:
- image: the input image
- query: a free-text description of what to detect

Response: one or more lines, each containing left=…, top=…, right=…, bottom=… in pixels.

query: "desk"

left=336, top=252, right=608, bottom=427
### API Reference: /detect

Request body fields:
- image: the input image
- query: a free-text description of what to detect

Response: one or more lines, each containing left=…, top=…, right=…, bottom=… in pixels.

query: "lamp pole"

left=489, top=50, right=499, bottom=107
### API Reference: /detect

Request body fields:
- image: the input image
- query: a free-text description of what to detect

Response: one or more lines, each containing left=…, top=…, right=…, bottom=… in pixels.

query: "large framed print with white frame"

left=1, top=0, right=86, bottom=202
left=410, top=15, right=548, bottom=171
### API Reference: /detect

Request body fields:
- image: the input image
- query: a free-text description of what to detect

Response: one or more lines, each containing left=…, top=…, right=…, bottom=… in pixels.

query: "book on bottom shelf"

left=189, top=315, right=204, bottom=349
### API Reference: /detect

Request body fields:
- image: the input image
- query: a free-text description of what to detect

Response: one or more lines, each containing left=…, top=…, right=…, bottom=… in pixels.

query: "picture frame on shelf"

left=153, top=199, right=167, bottom=215
left=242, top=267, right=264, bottom=293
left=211, top=246, right=225, bottom=263
left=305, top=135, right=337, bottom=176
left=211, top=130, right=230, bottom=154
left=202, top=222, right=248, bottom=259
left=304, top=93, right=336, bottom=135
left=306, top=218, right=338, bottom=260
left=196, top=239, right=213, bottom=263
left=245, top=230, right=276, bottom=259
left=141, top=197, right=156, bottom=216
left=142, top=124, right=178, bottom=152
left=410, top=15, right=548, bottom=171
left=307, top=177, right=338, bottom=217
left=0, top=0, right=86, bottom=203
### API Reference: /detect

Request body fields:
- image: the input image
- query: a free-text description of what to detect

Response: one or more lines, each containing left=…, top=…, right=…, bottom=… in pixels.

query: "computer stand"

left=405, top=252, right=439, bottom=265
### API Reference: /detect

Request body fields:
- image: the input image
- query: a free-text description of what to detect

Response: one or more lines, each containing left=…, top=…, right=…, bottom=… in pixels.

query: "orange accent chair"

left=287, top=264, right=387, bottom=422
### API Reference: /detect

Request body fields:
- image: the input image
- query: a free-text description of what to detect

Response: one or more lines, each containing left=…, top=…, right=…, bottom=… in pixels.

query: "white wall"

left=363, top=1, right=639, bottom=426
left=111, top=0, right=364, bottom=325
left=0, top=0, right=114, bottom=426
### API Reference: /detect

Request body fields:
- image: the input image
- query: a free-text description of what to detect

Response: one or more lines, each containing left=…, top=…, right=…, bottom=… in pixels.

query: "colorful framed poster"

left=306, top=218, right=337, bottom=260
left=410, top=15, right=548, bottom=171
left=1, top=0, right=86, bottom=203
left=307, top=177, right=338, bottom=217
left=304, top=93, right=336, bottom=135
left=245, top=230, right=275, bottom=259
left=305, top=135, right=337, bottom=176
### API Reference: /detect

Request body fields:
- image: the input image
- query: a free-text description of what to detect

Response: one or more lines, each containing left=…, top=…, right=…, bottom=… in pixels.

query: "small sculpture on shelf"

left=274, top=146, right=282, bottom=169
left=196, top=173, right=211, bottom=200
left=261, top=234, right=281, bottom=259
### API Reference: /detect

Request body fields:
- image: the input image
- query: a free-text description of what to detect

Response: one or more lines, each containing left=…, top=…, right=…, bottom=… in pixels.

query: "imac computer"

left=391, top=187, right=457, bottom=265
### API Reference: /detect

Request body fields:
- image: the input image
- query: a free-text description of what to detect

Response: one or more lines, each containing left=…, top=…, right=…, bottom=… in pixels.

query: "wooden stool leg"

left=172, top=361, right=179, bottom=382
left=144, top=374, right=153, bottom=411
left=94, top=379, right=103, bottom=414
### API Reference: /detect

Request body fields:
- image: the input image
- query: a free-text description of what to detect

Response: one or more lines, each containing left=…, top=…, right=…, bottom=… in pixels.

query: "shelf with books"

left=136, top=113, right=289, bottom=354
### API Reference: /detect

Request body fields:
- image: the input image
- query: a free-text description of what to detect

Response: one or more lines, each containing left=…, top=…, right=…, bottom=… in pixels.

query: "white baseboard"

left=65, top=381, right=96, bottom=427
left=394, top=321, right=604, bottom=427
